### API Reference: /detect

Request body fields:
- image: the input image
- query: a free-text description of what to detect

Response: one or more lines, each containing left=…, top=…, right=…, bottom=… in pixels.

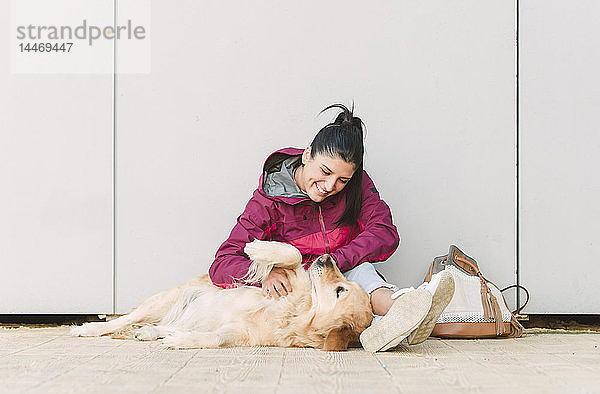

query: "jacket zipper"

left=318, top=205, right=330, bottom=254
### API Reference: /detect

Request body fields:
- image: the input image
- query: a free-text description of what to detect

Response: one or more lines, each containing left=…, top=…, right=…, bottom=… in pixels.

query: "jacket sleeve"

left=330, top=171, right=400, bottom=273
left=208, top=190, right=274, bottom=286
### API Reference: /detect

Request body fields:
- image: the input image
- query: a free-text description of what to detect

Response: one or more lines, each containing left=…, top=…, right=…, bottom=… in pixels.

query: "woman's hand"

left=262, top=267, right=294, bottom=298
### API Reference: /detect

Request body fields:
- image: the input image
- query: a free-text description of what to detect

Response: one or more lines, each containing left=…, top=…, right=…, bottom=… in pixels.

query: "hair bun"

left=320, top=103, right=364, bottom=133
left=312, top=102, right=366, bottom=228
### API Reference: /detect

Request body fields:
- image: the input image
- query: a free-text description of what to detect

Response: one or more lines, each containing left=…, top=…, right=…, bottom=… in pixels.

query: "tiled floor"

left=1, top=327, right=599, bottom=393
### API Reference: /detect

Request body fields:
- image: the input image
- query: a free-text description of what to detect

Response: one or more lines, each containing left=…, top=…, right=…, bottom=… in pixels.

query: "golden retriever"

left=71, top=240, right=373, bottom=351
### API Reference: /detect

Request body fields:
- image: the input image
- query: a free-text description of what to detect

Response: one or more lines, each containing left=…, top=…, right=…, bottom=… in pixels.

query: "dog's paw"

left=134, top=326, right=160, bottom=341
left=70, top=322, right=105, bottom=337
left=161, top=331, right=222, bottom=349
left=161, top=331, right=197, bottom=349
left=244, top=240, right=302, bottom=267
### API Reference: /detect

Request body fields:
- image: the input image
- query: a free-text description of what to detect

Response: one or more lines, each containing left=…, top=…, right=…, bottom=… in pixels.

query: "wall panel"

left=116, top=1, right=517, bottom=312
left=0, top=2, right=113, bottom=313
left=519, top=0, right=600, bottom=313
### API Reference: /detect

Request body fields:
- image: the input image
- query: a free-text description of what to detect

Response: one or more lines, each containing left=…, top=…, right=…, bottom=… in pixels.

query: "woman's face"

left=295, top=147, right=356, bottom=203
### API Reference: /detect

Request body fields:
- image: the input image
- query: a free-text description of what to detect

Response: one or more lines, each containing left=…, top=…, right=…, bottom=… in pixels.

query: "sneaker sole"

left=407, top=271, right=455, bottom=345
left=360, top=289, right=432, bottom=352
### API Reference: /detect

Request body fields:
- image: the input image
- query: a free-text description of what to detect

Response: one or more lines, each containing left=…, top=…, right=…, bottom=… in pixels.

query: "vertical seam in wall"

left=112, top=0, right=118, bottom=314
left=515, top=0, right=521, bottom=310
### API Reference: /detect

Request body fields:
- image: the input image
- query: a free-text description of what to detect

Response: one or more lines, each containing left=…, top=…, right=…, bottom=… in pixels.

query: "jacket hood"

left=258, top=147, right=309, bottom=205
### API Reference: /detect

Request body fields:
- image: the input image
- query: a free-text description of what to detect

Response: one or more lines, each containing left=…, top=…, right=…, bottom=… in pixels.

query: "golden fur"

left=71, top=240, right=373, bottom=351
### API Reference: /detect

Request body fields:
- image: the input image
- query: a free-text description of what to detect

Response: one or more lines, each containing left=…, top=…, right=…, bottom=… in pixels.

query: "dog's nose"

left=315, top=254, right=334, bottom=268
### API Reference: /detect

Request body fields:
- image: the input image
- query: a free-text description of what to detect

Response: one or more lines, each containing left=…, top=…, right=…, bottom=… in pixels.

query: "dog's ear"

left=323, top=325, right=354, bottom=351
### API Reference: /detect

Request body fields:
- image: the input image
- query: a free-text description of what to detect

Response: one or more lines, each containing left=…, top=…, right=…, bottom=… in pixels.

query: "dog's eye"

left=336, top=286, right=346, bottom=298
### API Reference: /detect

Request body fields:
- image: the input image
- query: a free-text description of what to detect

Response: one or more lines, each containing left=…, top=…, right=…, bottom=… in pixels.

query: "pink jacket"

left=208, top=148, right=400, bottom=287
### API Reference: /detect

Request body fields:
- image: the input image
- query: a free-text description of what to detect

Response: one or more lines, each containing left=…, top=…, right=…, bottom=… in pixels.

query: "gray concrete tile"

left=0, top=327, right=598, bottom=393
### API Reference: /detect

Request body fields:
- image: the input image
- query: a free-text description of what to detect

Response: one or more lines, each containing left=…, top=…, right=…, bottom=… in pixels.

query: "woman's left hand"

left=262, top=267, right=294, bottom=299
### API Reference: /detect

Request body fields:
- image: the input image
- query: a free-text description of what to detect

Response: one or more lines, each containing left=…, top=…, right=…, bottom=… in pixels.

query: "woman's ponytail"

left=311, top=103, right=366, bottom=228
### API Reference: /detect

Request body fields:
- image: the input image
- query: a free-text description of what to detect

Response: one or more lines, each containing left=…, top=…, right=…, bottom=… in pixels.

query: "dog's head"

left=308, top=254, right=373, bottom=351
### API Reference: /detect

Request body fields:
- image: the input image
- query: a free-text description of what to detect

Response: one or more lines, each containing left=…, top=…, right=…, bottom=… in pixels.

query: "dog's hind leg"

left=161, top=331, right=226, bottom=349
left=70, top=298, right=165, bottom=338
left=71, top=275, right=213, bottom=337
left=134, top=325, right=176, bottom=341
left=70, top=314, right=140, bottom=337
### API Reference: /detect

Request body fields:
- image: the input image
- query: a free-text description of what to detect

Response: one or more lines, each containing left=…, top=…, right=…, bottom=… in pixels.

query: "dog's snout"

left=310, top=254, right=340, bottom=279
left=315, top=254, right=334, bottom=268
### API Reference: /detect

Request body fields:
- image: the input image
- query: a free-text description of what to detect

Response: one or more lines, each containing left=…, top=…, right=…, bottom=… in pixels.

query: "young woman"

left=208, top=104, right=454, bottom=352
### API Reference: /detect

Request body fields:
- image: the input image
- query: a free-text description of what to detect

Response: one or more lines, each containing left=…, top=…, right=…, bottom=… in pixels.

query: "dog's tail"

left=243, top=240, right=302, bottom=284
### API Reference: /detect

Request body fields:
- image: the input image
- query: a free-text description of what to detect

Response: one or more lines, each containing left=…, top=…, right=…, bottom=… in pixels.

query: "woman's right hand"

left=262, top=267, right=294, bottom=298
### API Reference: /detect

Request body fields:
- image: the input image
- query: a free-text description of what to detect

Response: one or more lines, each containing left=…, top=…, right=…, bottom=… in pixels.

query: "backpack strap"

left=508, top=314, right=525, bottom=338
left=450, top=246, right=509, bottom=336
left=449, top=245, right=480, bottom=275
left=478, top=274, right=506, bottom=336
left=425, top=255, right=447, bottom=282
left=499, top=284, right=529, bottom=338
left=500, top=284, right=530, bottom=315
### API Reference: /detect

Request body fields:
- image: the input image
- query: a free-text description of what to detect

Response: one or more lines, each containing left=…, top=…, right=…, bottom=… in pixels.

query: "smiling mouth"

left=315, top=183, right=328, bottom=196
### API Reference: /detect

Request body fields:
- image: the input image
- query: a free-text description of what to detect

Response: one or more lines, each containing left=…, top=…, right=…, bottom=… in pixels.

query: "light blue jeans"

left=343, top=262, right=399, bottom=297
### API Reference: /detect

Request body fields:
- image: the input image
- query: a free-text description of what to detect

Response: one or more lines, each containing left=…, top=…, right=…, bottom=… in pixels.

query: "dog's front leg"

left=244, top=240, right=302, bottom=283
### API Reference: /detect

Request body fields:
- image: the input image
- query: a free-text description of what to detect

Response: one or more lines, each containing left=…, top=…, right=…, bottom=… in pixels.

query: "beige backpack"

left=425, top=245, right=528, bottom=338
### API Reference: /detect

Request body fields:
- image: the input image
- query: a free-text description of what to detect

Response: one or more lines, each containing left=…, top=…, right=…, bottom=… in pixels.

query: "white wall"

left=7, top=1, right=598, bottom=315
left=0, top=2, right=113, bottom=313
left=519, top=0, right=600, bottom=313
left=115, top=0, right=517, bottom=312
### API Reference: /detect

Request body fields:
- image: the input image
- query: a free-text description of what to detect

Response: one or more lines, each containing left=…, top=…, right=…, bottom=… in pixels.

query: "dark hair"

left=312, top=103, right=365, bottom=227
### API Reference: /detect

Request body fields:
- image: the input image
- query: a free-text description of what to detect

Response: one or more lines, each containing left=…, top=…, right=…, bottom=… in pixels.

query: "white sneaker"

left=407, top=270, right=455, bottom=345
left=359, top=288, right=432, bottom=352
